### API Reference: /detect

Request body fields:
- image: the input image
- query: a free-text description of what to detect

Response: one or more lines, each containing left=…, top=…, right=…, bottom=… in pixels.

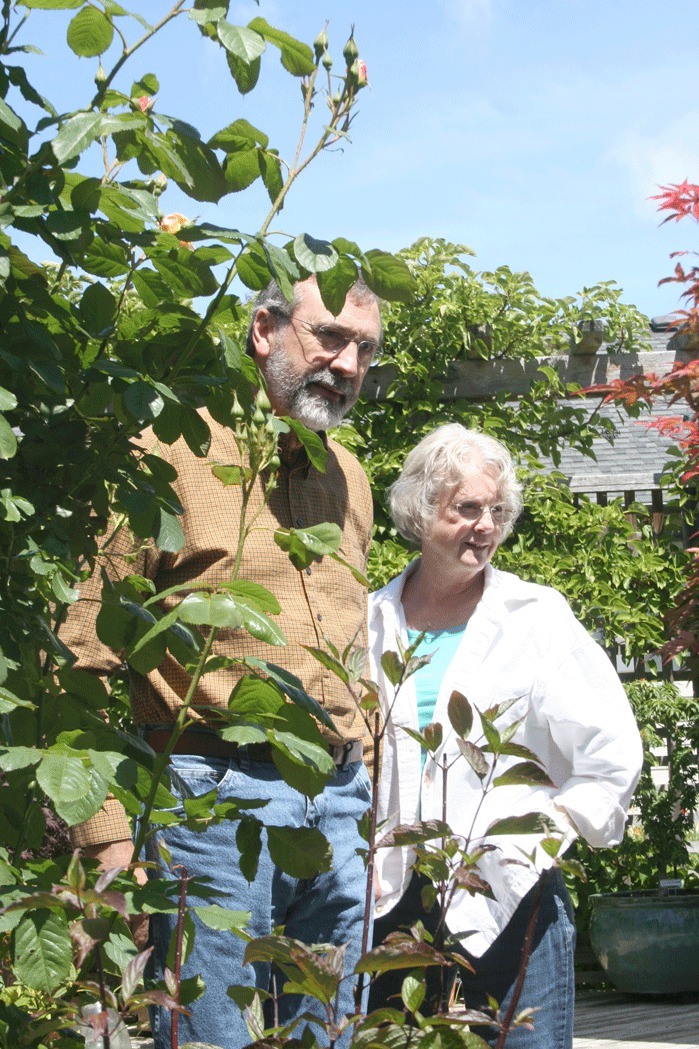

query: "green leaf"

left=380, top=650, right=403, bottom=687
left=13, top=911, right=72, bottom=992
left=78, top=281, right=116, bottom=336
left=223, top=147, right=261, bottom=192
left=0, top=688, right=36, bottom=714
left=486, top=812, right=557, bottom=836
left=355, top=938, right=445, bottom=975
left=83, top=236, right=130, bottom=277
left=267, top=826, right=332, bottom=878
left=285, top=419, right=327, bottom=472
left=244, top=658, right=337, bottom=733
left=226, top=51, right=261, bottom=95
left=19, top=0, right=82, bottom=7
left=51, top=111, right=103, bottom=164
left=456, top=739, right=489, bottom=779
left=0, top=746, right=42, bottom=772
left=258, top=150, right=283, bottom=206
left=36, top=751, right=108, bottom=826
left=317, top=258, right=359, bottom=316
left=209, top=117, right=268, bottom=152
left=237, top=244, right=272, bottom=290
left=123, top=381, right=165, bottom=423
left=0, top=96, right=27, bottom=148
left=274, top=522, right=342, bottom=569
left=0, top=416, right=18, bottom=460
left=180, top=408, right=211, bottom=457
left=447, top=690, right=473, bottom=740
left=294, top=233, right=339, bottom=274
left=67, top=6, right=114, bottom=56
left=236, top=815, right=262, bottom=882
left=177, top=592, right=245, bottom=629
left=194, top=904, right=250, bottom=932
left=248, top=17, right=315, bottom=76
left=152, top=508, right=185, bottom=554
left=361, top=249, right=415, bottom=303
left=211, top=464, right=250, bottom=486
left=378, top=819, right=451, bottom=848
left=493, top=761, right=554, bottom=788
left=217, top=21, right=266, bottom=63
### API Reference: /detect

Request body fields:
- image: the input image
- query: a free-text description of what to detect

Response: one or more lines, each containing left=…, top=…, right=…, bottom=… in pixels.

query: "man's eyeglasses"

left=454, top=502, right=513, bottom=526
left=291, top=317, right=382, bottom=365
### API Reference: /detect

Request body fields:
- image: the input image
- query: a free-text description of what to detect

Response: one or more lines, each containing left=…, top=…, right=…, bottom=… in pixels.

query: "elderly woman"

left=368, top=424, right=642, bottom=1048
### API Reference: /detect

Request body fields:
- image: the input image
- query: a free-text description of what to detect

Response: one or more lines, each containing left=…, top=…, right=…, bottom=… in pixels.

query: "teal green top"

left=406, top=624, right=467, bottom=769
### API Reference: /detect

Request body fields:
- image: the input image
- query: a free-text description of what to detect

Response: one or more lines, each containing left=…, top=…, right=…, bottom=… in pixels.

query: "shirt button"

left=317, top=612, right=323, bottom=622
left=296, top=518, right=304, bottom=527
left=306, top=567, right=312, bottom=576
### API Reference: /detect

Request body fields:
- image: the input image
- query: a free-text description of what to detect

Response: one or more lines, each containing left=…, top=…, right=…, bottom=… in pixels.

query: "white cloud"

left=611, top=112, right=699, bottom=218
left=440, top=0, right=495, bottom=34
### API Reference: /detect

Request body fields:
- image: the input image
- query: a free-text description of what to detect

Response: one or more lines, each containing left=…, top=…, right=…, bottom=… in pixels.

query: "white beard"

left=263, top=347, right=357, bottom=431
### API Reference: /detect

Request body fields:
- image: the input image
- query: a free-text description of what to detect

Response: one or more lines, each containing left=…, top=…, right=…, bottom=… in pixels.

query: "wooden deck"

left=130, top=990, right=699, bottom=1047
left=574, top=989, right=699, bottom=1048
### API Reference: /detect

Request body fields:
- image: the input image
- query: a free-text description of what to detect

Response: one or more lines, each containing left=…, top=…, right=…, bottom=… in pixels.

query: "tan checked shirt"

left=63, top=410, right=374, bottom=846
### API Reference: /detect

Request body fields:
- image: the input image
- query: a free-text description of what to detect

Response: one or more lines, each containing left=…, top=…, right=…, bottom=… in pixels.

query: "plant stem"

left=494, top=870, right=549, bottom=1049
left=171, top=865, right=189, bottom=1049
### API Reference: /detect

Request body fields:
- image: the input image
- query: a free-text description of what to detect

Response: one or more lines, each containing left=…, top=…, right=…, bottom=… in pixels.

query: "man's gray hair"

left=389, top=423, right=524, bottom=546
left=245, top=275, right=382, bottom=355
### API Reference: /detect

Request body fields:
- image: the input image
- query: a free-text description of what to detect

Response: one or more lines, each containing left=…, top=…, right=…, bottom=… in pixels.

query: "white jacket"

left=369, top=561, right=643, bottom=957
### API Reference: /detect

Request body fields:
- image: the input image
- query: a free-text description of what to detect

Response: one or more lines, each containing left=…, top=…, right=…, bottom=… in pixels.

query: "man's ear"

left=251, top=308, right=274, bottom=361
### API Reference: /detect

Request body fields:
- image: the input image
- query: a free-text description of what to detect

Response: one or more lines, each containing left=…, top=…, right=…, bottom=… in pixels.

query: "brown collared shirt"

left=64, top=410, right=373, bottom=846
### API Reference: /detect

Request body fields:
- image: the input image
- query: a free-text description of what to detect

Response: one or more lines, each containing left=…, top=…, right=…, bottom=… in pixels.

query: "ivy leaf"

left=66, top=6, right=114, bottom=57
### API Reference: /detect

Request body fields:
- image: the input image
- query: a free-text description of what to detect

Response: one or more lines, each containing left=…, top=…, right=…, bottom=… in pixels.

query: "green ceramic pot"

left=589, top=891, right=699, bottom=995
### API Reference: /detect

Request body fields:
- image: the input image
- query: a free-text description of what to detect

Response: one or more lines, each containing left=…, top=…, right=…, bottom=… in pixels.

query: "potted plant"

left=581, top=679, right=699, bottom=994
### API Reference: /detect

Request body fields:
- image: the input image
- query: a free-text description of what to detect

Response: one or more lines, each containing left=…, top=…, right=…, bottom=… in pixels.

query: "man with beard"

left=65, top=276, right=382, bottom=1048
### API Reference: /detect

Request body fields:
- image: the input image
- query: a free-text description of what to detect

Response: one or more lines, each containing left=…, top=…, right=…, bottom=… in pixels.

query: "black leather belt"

left=144, top=729, right=363, bottom=767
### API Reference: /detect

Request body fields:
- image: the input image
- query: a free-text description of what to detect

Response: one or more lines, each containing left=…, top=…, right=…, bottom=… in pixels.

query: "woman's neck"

left=401, top=561, right=485, bottom=632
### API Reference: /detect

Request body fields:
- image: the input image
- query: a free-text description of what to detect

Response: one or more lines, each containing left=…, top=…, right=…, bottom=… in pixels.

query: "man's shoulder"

left=326, top=434, right=369, bottom=484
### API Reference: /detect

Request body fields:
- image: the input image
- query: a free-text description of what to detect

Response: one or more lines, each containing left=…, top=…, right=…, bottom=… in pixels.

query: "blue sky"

left=16, top=0, right=699, bottom=319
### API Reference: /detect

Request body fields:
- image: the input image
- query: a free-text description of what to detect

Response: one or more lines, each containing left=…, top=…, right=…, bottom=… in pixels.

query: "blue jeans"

left=371, top=869, right=575, bottom=1049
left=146, top=752, right=372, bottom=1049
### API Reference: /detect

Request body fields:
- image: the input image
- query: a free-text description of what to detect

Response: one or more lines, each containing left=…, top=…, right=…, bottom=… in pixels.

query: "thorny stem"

left=90, top=3, right=187, bottom=108
left=494, top=869, right=549, bottom=1049
left=355, top=709, right=381, bottom=1010
left=94, top=942, right=112, bottom=1049
left=171, top=865, right=189, bottom=1049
